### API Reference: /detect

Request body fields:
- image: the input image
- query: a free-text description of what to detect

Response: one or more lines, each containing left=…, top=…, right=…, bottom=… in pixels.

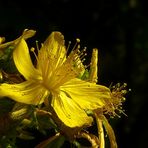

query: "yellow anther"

left=30, top=47, right=35, bottom=52
left=76, top=38, right=80, bottom=43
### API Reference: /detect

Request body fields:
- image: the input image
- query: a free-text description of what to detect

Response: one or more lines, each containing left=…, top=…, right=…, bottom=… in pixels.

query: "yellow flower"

left=0, top=31, right=111, bottom=128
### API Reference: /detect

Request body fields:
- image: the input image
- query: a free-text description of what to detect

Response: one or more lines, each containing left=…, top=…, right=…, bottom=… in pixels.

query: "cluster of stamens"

left=65, top=38, right=88, bottom=77
left=30, top=41, right=40, bottom=65
left=103, top=83, right=130, bottom=118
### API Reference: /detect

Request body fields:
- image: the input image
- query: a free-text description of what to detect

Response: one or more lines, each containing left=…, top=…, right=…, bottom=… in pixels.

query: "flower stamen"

left=103, top=83, right=129, bottom=118
left=35, top=40, right=40, bottom=53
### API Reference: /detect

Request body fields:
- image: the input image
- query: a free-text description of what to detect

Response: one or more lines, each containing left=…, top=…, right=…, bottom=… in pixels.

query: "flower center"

left=30, top=37, right=87, bottom=93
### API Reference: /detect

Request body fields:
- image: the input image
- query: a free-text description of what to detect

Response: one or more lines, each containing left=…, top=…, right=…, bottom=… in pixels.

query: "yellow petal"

left=0, top=29, right=36, bottom=49
left=89, top=48, right=98, bottom=83
left=38, top=32, right=66, bottom=71
left=13, top=38, right=40, bottom=80
left=44, top=32, right=65, bottom=55
left=21, top=29, right=36, bottom=40
left=0, top=81, right=48, bottom=105
left=51, top=90, right=93, bottom=128
left=0, top=37, right=5, bottom=44
left=61, top=78, right=111, bottom=110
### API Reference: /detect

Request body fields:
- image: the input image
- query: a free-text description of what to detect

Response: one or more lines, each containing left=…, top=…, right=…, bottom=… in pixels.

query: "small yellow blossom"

left=0, top=31, right=112, bottom=128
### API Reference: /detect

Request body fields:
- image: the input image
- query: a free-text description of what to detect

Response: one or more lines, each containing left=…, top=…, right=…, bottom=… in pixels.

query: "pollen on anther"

left=30, top=47, right=38, bottom=62
left=129, top=88, right=132, bottom=92
left=36, top=40, right=40, bottom=52
left=67, top=41, right=71, bottom=50
left=31, top=47, right=35, bottom=52
left=76, top=38, right=80, bottom=43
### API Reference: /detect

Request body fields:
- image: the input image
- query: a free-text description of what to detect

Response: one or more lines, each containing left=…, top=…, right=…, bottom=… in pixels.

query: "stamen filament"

left=30, top=47, right=39, bottom=63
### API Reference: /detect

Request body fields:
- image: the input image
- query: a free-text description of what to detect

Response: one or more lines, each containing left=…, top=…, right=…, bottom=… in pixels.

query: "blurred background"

left=0, top=0, right=147, bottom=147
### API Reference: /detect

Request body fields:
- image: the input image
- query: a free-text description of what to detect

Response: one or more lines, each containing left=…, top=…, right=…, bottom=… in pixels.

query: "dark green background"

left=0, top=0, right=148, bottom=147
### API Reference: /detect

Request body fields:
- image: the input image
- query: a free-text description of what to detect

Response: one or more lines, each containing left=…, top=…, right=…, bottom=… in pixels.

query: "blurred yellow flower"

left=88, top=48, right=127, bottom=148
left=0, top=31, right=111, bottom=128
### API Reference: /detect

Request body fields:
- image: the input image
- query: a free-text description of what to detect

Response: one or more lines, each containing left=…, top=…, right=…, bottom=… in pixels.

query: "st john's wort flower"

left=0, top=31, right=112, bottom=128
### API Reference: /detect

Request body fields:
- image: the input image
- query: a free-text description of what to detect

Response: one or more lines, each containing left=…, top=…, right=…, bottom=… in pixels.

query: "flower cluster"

left=0, top=29, right=128, bottom=147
